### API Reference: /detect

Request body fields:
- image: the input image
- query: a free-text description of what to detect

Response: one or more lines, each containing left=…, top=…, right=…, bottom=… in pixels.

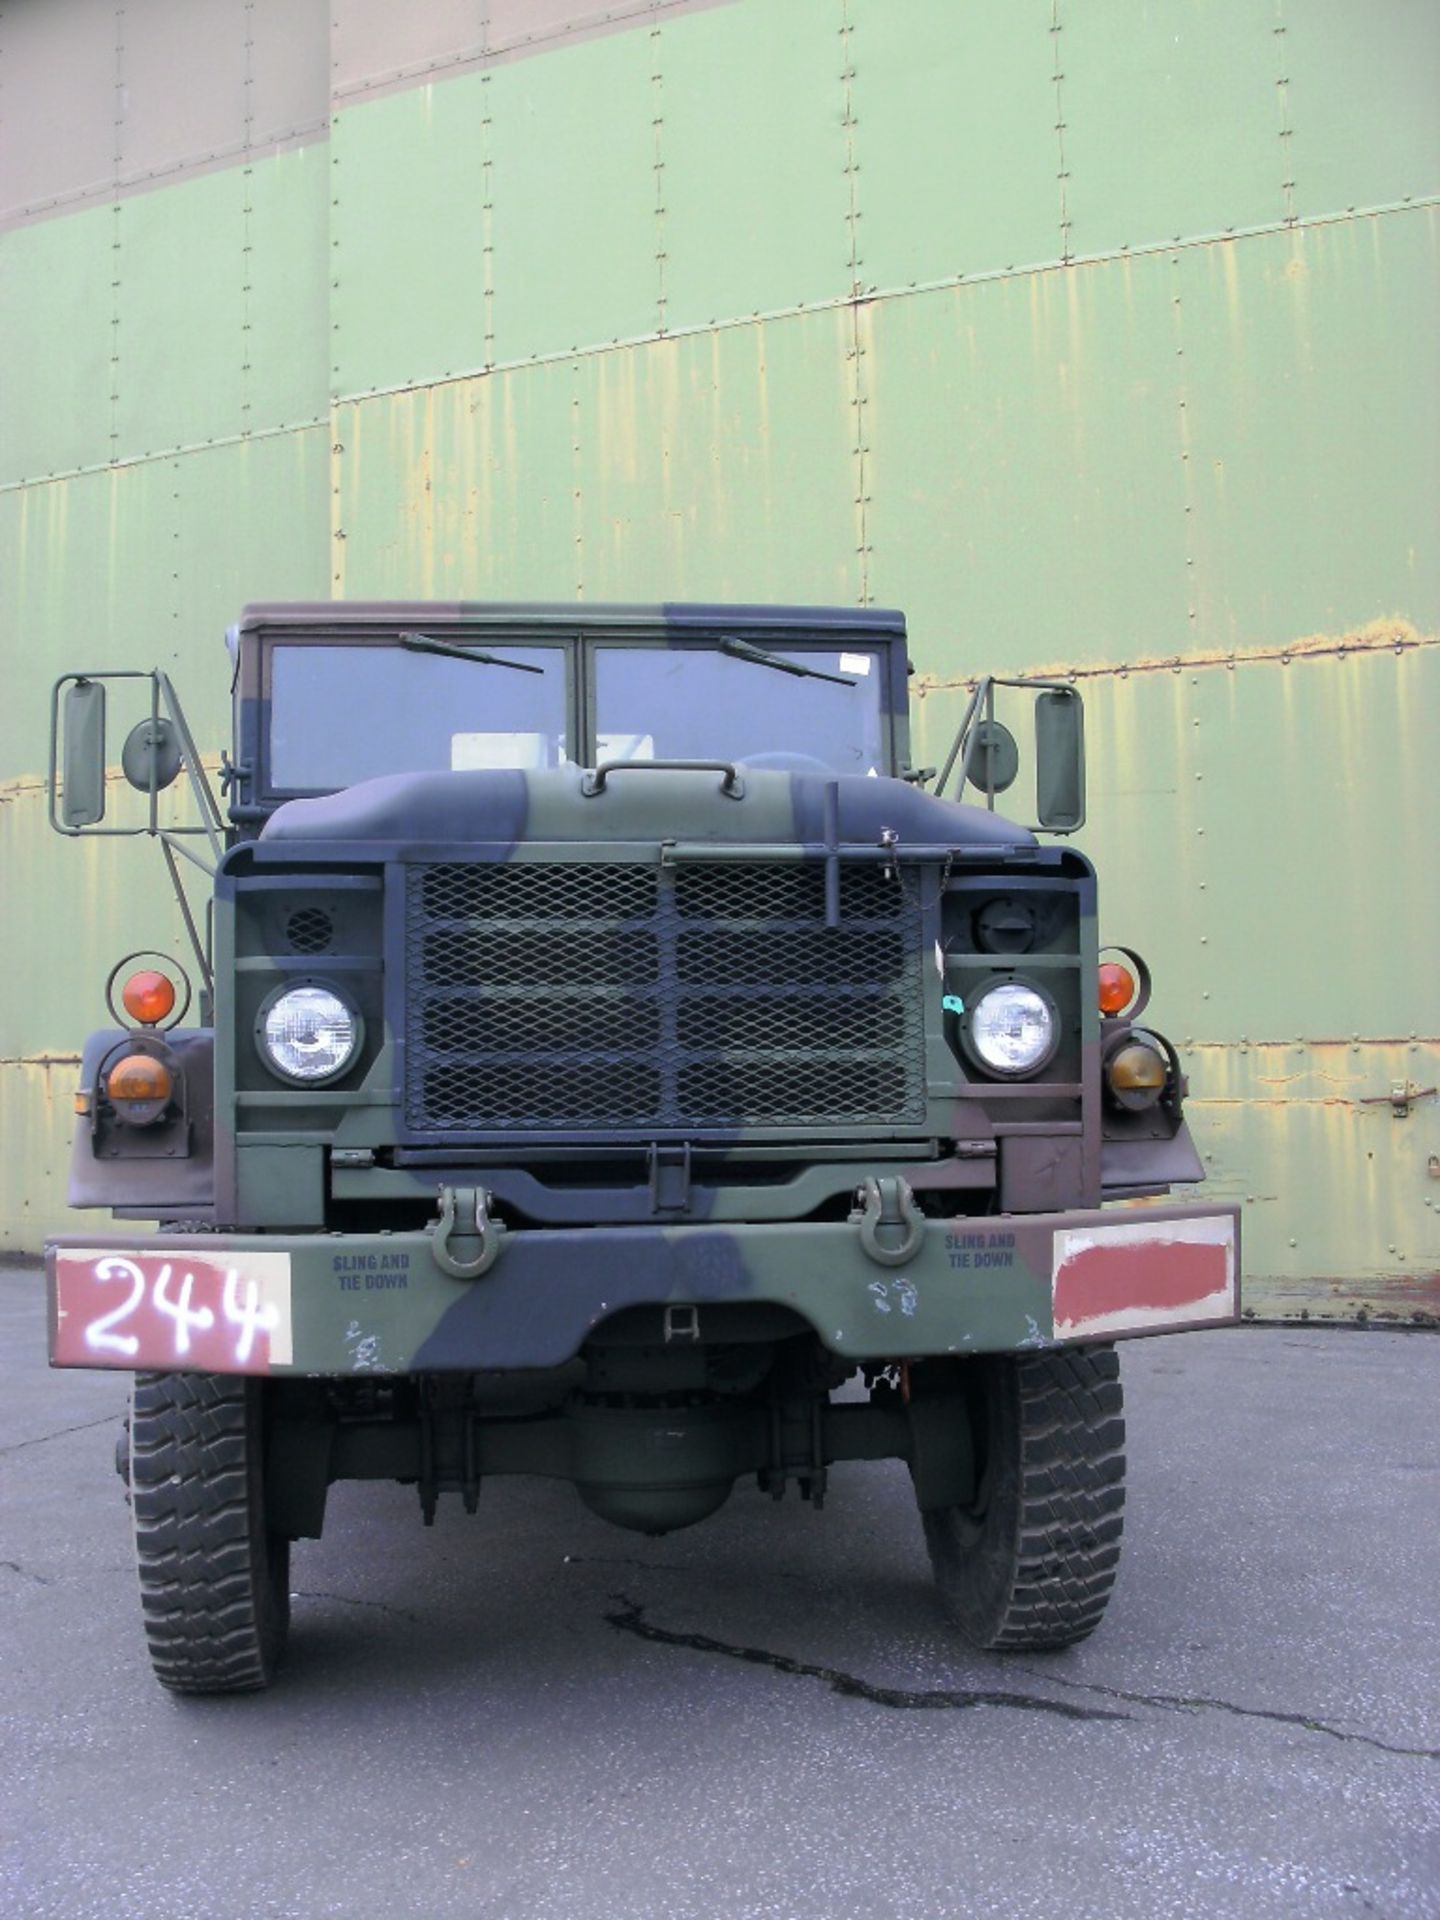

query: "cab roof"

left=236, top=601, right=907, bottom=637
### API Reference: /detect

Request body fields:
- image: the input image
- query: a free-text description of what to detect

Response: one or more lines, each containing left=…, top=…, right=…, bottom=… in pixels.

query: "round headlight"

left=259, top=985, right=360, bottom=1084
left=967, top=981, right=1058, bottom=1077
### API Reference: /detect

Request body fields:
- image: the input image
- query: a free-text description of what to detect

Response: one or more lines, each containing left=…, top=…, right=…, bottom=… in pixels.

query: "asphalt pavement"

left=2, top=1265, right=1437, bottom=1920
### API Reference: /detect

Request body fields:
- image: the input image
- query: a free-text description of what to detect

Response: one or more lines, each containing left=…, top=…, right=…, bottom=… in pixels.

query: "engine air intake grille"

left=404, top=860, right=926, bottom=1134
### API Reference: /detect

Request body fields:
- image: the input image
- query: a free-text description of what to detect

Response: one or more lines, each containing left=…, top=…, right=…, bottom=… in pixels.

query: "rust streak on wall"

left=913, top=619, right=1432, bottom=697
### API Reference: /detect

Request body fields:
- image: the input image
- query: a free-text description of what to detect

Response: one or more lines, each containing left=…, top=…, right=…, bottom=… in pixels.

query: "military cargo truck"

left=46, top=603, right=1238, bottom=1692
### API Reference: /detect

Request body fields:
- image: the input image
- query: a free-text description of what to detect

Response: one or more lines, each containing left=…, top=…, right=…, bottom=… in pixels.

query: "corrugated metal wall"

left=2, top=0, right=1436, bottom=1319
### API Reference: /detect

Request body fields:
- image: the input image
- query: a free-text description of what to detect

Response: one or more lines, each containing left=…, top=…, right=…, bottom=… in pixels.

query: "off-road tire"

left=130, top=1372, right=290, bottom=1693
left=922, top=1346, right=1125, bottom=1651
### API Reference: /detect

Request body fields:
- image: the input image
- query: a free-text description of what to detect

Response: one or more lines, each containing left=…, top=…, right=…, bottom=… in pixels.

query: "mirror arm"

left=951, top=682, right=992, bottom=804
left=158, top=828, right=216, bottom=879
left=156, top=671, right=225, bottom=863
left=160, top=836, right=215, bottom=995
left=934, top=678, right=987, bottom=798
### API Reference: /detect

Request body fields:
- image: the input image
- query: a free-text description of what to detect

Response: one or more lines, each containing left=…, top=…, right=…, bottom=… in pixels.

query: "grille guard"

left=402, top=856, right=929, bottom=1139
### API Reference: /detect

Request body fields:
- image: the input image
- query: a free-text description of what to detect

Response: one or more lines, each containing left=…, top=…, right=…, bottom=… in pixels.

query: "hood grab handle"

left=581, top=760, right=746, bottom=800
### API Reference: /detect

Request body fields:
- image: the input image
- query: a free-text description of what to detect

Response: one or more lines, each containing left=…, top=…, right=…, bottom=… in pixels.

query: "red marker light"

left=121, top=970, right=176, bottom=1027
left=1098, top=962, right=1136, bottom=1016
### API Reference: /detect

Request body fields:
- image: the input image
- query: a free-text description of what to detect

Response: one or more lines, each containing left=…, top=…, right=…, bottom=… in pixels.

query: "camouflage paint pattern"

left=48, top=1200, right=1238, bottom=1380
left=48, top=605, right=1237, bottom=1406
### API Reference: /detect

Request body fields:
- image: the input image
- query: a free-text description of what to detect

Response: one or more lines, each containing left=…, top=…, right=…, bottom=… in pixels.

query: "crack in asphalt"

left=0, top=1413, right=119, bottom=1457
left=0, top=1559, right=55, bottom=1587
left=1014, top=1665, right=1440, bottom=1763
left=604, top=1594, right=1129, bottom=1722
left=292, top=1588, right=421, bottom=1624
left=603, top=1594, right=1437, bottom=1758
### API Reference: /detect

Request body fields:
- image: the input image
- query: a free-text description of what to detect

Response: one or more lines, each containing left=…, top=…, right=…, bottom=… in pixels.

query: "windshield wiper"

left=399, top=631, right=545, bottom=675
left=719, top=635, right=855, bottom=686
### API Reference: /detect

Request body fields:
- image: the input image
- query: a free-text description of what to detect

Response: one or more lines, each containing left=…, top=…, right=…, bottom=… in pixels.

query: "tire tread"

left=130, top=1372, right=288, bottom=1694
left=924, top=1345, right=1126, bottom=1652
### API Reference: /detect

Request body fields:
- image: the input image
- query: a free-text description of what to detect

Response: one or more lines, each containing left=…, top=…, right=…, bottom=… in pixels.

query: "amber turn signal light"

left=1104, top=1038, right=1169, bottom=1113
left=121, top=970, right=177, bottom=1027
left=1098, top=962, right=1136, bottom=1015
left=1107, top=1043, right=1166, bottom=1093
left=106, top=1053, right=174, bottom=1106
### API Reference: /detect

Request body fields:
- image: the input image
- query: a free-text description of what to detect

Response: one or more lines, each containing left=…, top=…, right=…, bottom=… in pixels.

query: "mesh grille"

left=404, top=861, right=927, bottom=1133
left=285, top=906, right=333, bottom=954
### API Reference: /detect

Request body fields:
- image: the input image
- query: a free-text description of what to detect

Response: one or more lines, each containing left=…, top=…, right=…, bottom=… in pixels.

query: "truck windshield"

left=266, top=636, right=889, bottom=790
left=593, top=644, right=886, bottom=775
left=268, top=643, right=570, bottom=791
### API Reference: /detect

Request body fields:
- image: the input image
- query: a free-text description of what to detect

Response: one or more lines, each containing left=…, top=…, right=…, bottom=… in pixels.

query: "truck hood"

left=259, top=764, right=1037, bottom=852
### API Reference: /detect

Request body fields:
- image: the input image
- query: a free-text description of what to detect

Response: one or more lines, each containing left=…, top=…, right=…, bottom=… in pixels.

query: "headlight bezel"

left=958, top=974, right=1061, bottom=1080
left=255, top=979, right=364, bottom=1087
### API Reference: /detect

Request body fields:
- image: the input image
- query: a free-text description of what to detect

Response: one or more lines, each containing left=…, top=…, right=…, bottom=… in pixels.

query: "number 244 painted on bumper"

left=54, top=1250, right=294, bottom=1371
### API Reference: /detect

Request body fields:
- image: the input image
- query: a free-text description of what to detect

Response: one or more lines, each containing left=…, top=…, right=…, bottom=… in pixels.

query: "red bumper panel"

left=51, top=1247, right=294, bottom=1373
left=1052, top=1213, right=1237, bottom=1339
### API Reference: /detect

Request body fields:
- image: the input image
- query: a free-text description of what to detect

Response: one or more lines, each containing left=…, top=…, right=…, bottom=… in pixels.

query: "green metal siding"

left=330, top=86, right=489, bottom=396
left=862, top=259, right=1193, bottom=665
left=848, top=1, right=1061, bottom=289
left=0, top=204, right=115, bottom=480
left=1178, top=213, right=1440, bottom=641
left=1060, top=1, right=1284, bottom=251
left=658, top=5, right=851, bottom=327
left=244, top=147, right=333, bottom=435
left=487, top=33, right=661, bottom=361
left=0, top=434, right=330, bottom=763
left=1285, top=0, right=1440, bottom=220
left=1, top=0, right=1436, bottom=1324
left=113, top=173, right=251, bottom=456
left=334, top=313, right=865, bottom=606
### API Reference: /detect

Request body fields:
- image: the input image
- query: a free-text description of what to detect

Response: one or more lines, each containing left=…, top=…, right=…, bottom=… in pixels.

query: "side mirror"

left=122, top=717, right=183, bottom=795
left=964, top=719, right=1019, bottom=798
left=60, top=679, right=107, bottom=828
left=1034, top=688, right=1085, bottom=831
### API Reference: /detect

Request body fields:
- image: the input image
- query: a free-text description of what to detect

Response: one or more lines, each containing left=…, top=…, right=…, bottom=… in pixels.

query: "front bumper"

left=47, top=1202, right=1239, bottom=1377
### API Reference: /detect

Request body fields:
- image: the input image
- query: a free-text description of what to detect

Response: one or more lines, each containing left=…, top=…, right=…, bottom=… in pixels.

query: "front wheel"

left=921, top=1346, right=1125, bottom=1651
left=130, top=1372, right=291, bottom=1693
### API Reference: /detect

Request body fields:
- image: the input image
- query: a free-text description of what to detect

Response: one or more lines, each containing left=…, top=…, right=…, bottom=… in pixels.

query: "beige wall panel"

left=0, top=0, right=116, bottom=215
left=250, top=0, right=330, bottom=140
left=487, top=0, right=656, bottom=51
left=117, top=0, right=247, bottom=178
left=330, top=0, right=484, bottom=94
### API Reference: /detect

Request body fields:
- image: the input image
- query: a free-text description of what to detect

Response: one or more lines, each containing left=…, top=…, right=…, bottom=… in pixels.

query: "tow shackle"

left=430, top=1185, right=506, bottom=1280
left=852, top=1176, right=926, bottom=1268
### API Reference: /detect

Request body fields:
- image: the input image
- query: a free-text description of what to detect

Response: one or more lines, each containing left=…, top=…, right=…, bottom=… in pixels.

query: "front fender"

left=1101, top=1118, right=1205, bottom=1198
left=68, top=1028, right=216, bottom=1219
